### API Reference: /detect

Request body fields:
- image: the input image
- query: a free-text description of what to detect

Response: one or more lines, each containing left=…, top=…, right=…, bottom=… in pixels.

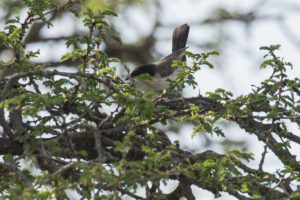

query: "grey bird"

left=128, top=24, right=190, bottom=93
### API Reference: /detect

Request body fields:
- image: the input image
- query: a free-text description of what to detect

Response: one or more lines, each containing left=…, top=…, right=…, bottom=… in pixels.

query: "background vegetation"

left=1, top=0, right=300, bottom=199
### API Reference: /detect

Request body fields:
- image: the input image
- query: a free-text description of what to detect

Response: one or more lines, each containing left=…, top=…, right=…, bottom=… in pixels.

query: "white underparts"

left=132, top=68, right=179, bottom=93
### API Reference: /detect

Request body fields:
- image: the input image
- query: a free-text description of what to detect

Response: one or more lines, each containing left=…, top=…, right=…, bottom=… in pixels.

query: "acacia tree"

left=0, top=1, right=300, bottom=199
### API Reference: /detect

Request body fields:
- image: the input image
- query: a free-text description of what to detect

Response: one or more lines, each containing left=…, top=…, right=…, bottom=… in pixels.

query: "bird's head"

left=130, top=64, right=157, bottom=78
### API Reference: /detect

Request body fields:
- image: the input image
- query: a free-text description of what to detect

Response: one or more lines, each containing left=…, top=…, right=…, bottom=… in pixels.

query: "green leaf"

left=203, top=159, right=217, bottom=168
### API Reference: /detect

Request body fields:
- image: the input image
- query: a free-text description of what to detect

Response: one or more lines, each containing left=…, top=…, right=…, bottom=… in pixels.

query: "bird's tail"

left=172, top=24, right=190, bottom=52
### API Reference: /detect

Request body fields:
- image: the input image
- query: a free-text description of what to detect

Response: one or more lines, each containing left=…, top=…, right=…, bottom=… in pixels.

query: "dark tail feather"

left=172, top=24, right=190, bottom=52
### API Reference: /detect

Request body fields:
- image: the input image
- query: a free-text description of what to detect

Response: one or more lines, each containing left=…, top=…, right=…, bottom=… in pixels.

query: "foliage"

left=0, top=1, right=300, bottom=200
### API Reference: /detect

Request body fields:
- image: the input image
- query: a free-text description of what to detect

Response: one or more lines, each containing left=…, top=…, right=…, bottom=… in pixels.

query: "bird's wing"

left=154, top=47, right=188, bottom=77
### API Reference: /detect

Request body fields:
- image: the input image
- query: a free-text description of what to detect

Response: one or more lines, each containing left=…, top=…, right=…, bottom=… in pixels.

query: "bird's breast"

left=132, top=69, right=179, bottom=93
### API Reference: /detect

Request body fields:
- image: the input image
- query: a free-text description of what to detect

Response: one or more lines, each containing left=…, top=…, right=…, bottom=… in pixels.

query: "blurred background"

left=1, top=0, right=300, bottom=199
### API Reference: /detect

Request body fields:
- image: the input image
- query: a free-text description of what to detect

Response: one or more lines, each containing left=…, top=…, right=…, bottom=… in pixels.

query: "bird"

left=128, top=24, right=190, bottom=93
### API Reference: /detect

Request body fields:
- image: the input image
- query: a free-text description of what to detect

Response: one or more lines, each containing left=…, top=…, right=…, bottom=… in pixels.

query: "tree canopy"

left=0, top=0, right=300, bottom=199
